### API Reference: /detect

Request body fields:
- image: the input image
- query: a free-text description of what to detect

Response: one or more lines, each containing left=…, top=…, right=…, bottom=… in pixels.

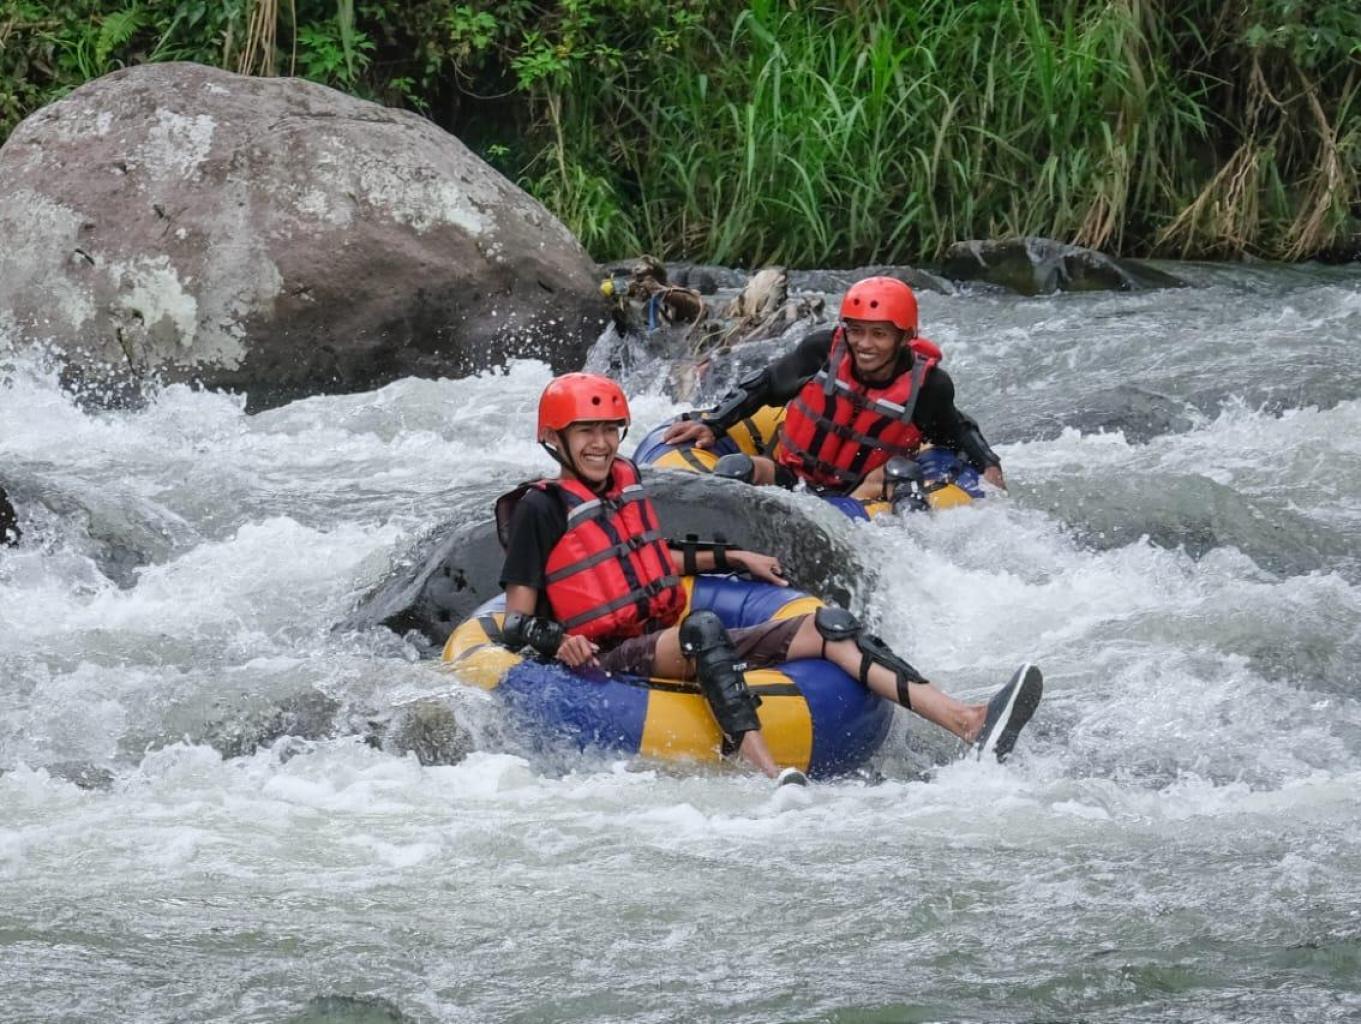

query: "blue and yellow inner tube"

left=632, top=406, right=983, bottom=518
left=442, top=575, right=894, bottom=778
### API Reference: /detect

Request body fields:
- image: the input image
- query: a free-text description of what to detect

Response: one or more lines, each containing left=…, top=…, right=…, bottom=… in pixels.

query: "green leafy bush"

left=1, top=0, right=1357, bottom=263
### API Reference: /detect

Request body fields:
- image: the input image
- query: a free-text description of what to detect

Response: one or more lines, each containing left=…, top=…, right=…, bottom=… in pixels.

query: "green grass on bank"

left=2, top=0, right=1357, bottom=264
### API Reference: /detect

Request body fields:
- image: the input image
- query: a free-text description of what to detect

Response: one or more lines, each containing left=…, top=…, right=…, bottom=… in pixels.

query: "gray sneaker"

left=776, top=767, right=809, bottom=787
left=975, top=664, right=1043, bottom=762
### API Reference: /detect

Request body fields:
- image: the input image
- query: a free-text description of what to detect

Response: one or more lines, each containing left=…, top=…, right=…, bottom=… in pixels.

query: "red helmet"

left=840, top=276, right=918, bottom=334
left=537, top=373, right=630, bottom=440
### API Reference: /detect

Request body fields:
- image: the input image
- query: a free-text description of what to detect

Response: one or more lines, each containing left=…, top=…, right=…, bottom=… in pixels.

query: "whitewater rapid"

left=2, top=264, right=1360, bottom=1023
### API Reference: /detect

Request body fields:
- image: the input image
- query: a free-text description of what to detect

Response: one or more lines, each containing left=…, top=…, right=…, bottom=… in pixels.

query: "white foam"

left=3, top=270, right=1361, bottom=1020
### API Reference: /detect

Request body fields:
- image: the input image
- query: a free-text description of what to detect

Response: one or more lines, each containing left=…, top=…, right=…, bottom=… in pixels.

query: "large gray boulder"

left=942, top=237, right=1183, bottom=294
left=0, top=63, right=608, bottom=409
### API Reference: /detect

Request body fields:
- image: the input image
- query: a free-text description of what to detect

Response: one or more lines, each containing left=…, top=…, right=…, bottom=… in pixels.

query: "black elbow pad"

left=502, top=612, right=565, bottom=659
left=701, top=368, right=768, bottom=429
left=672, top=533, right=733, bottom=575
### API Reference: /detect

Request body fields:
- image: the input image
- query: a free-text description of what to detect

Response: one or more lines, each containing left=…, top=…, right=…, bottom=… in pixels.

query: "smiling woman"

left=535, top=371, right=630, bottom=486
left=496, top=372, right=791, bottom=779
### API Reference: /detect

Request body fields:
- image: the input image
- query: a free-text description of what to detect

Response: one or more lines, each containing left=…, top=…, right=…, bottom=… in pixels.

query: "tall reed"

left=543, top=0, right=1226, bottom=264
left=2, top=0, right=1356, bottom=263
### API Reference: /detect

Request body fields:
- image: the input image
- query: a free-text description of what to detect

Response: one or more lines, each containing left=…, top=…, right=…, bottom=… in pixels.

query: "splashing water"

left=3, top=265, right=1361, bottom=1023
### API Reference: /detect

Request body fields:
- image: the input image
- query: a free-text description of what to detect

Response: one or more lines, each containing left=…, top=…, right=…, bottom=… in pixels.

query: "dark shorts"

left=597, top=614, right=807, bottom=680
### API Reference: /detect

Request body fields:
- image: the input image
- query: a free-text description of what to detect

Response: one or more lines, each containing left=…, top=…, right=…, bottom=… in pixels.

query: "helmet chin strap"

left=539, top=437, right=579, bottom=478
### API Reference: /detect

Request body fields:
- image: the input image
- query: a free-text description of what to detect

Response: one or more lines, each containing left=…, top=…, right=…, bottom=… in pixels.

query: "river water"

left=2, top=264, right=1360, bottom=1023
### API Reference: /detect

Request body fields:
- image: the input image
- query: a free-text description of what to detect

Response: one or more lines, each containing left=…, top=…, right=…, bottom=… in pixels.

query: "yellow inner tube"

left=647, top=404, right=972, bottom=514
left=441, top=577, right=836, bottom=770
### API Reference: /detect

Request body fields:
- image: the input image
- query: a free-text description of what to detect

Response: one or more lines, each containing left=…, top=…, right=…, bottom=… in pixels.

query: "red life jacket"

left=494, top=458, right=685, bottom=641
left=776, top=329, right=941, bottom=489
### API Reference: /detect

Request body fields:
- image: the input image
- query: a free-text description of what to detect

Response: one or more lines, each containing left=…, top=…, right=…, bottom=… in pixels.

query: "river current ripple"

left=2, top=263, right=1360, bottom=1023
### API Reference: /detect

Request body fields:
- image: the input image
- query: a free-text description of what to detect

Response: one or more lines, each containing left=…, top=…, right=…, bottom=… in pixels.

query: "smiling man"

left=664, top=276, right=1005, bottom=502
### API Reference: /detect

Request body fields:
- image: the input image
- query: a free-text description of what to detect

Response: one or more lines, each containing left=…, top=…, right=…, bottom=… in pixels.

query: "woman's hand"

left=556, top=634, right=600, bottom=668
left=662, top=419, right=717, bottom=448
left=982, top=464, right=1007, bottom=491
left=731, top=550, right=788, bottom=587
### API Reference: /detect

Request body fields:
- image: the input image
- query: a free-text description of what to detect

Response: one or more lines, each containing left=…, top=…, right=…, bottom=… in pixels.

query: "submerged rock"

left=688, top=331, right=806, bottom=405
left=942, top=237, right=1184, bottom=294
left=139, top=682, right=478, bottom=767
left=598, top=260, right=748, bottom=295
left=0, top=465, right=200, bottom=586
left=376, top=699, right=475, bottom=766
left=286, top=995, right=412, bottom=1024
left=599, top=261, right=954, bottom=299
left=666, top=262, right=748, bottom=294
left=181, top=688, right=346, bottom=761
left=1023, top=471, right=1355, bottom=578
left=788, top=264, right=954, bottom=295
left=640, top=469, right=868, bottom=615
left=0, top=62, right=607, bottom=410
left=347, top=469, right=872, bottom=650
left=0, top=761, right=117, bottom=791
left=1018, top=385, right=1198, bottom=445
left=0, top=482, right=18, bottom=546
left=353, top=515, right=507, bottom=653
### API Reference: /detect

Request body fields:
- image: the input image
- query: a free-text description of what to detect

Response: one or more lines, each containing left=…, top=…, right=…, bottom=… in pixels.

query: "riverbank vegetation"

left=2, top=0, right=1357, bottom=264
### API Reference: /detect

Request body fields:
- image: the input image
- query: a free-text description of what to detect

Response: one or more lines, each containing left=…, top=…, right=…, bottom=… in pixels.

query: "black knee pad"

left=679, top=611, right=761, bottom=738
left=772, top=464, right=799, bottom=489
left=712, top=453, right=756, bottom=484
left=814, top=606, right=861, bottom=642
left=813, top=606, right=923, bottom=707
left=883, top=455, right=929, bottom=512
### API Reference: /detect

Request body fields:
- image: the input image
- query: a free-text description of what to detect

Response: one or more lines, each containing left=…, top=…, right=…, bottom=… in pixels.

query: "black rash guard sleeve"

left=705, top=328, right=834, bottom=433
left=911, top=369, right=1002, bottom=471
left=499, top=488, right=568, bottom=594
